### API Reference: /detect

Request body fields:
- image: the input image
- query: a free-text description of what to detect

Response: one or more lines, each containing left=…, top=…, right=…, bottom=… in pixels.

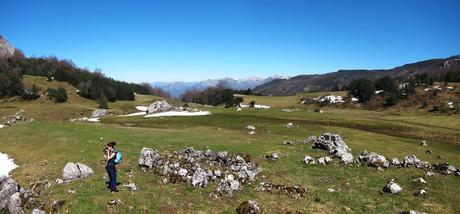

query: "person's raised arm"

left=106, top=150, right=116, bottom=161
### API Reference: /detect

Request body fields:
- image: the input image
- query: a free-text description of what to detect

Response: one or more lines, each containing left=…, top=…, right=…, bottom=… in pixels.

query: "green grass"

left=1, top=77, right=460, bottom=213
left=1, top=105, right=460, bottom=213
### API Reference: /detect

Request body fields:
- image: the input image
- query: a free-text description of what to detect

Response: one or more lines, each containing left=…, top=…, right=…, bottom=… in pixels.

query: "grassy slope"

left=1, top=78, right=460, bottom=213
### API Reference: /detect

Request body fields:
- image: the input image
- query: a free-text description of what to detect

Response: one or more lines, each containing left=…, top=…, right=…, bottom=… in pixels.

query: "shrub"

left=98, top=93, right=109, bottom=109
left=21, top=84, right=40, bottom=100
left=348, top=78, right=375, bottom=103
left=249, top=100, right=256, bottom=108
left=47, top=87, right=68, bottom=103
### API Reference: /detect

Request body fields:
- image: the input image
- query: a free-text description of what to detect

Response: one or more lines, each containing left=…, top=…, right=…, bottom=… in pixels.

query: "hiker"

left=105, top=141, right=119, bottom=192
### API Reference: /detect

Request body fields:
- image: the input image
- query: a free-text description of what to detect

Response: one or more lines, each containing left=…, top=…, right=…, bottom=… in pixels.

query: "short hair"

left=106, top=141, right=116, bottom=147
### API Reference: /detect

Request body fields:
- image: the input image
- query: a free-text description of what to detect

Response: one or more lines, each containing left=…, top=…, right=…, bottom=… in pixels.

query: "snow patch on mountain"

left=152, top=76, right=288, bottom=98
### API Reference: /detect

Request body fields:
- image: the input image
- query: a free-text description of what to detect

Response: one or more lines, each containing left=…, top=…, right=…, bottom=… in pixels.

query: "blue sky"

left=1, top=0, right=459, bottom=82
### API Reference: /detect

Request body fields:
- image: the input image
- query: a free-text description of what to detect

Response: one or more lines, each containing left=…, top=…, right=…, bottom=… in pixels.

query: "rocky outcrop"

left=0, top=36, right=16, bottom=58
left=61, top=162, right=94, bottom=182
left=0, top=176, right=36, bottom=214
left=146, top=100, right=172, bottom=114
left=2, top=110, right=34, bottom=127
left=313, top=133, right=353, bottom=164
left=138, top=147, right=260, bottom=197
left=91, top=109, right=107, bottom=118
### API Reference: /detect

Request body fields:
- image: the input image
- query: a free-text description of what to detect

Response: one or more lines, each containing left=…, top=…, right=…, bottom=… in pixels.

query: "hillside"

left=254, top=55, right=460, bottom=96
left=0, top=75, right=167, bottom=122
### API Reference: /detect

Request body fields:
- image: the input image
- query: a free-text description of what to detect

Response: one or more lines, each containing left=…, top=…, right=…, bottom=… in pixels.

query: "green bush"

left=348, top=78, right=375, bottom=103
left=21, top=84, right=40, bottom=100
left=47, top=87, right=68, bottom=103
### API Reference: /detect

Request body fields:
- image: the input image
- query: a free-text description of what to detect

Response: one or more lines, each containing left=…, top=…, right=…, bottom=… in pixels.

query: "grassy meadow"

left=1, top=77, right=460, bottom=213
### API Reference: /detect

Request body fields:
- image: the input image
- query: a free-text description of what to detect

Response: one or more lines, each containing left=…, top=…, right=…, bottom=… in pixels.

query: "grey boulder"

left=62, top=162, right=94, bottom=182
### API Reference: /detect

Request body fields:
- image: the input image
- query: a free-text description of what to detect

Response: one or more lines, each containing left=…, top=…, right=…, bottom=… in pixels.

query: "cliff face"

left=0, top=36, right=16, bottom=58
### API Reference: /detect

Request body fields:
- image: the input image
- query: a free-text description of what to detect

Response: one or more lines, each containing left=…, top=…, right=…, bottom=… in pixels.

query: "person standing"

left=105, top=141, right=119, bottom=192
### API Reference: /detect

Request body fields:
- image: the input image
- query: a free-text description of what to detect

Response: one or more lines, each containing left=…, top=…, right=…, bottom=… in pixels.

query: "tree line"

left=347, top=70, right=460, bottom=107
left=180, top=82, right=250, bottom=107
left=0, top=55, right=169, bottom=103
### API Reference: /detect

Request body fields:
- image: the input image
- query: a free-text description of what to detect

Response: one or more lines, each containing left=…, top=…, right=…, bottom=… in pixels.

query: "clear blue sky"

left=1, top=0, right=459, bottom=82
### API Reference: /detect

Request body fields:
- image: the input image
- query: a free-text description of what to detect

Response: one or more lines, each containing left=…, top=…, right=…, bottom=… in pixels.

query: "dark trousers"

left=106, top=162, right=117, bottom=190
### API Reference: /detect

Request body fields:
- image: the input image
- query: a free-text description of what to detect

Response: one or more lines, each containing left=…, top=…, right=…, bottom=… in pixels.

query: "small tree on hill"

left=48, top=87, right=68, bottom=103
left=98, top=93, right=109, bottom=109
left=348, top=78, right=375, bottom=103
left=21, top=84, right=41, bottom=100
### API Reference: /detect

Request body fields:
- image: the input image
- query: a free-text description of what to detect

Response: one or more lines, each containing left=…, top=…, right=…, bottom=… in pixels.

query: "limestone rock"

left=146, top=100, right=172, bottom=114
left=304, top=156, right=315, bottom=164
left=358, top=151, right=389, bottom=168
left=91, top=109, right=107, bottom=118
left=62, top=162, right=94, bottom=182
left=383, top=179, right=402, bottom=194
left=318, top=156, right=332, bottom=165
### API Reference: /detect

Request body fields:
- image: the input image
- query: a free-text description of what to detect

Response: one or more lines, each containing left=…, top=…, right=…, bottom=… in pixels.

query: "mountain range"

left=253, top=55, right=460, bottom=96
left=151, top=76, right=289, bottom=98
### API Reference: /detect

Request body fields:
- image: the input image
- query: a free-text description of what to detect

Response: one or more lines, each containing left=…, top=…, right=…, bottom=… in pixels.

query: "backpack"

left=115, top=151, right=122, bottom=164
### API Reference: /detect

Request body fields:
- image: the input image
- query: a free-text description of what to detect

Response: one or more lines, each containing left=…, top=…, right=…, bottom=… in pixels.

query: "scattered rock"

left=391, top=158, right=402, bottom=166
left=433, top=162, right=458, bottom=175
left=107, top=199, right=121, bottom=206
left=284, top=122, right=294, bottom=128
left=425, top=149, right=432, bottom=154
left=425, top=171, right=437, bottom=177
left=413, top=177, right=427, bottom=184
left=420, top=140, right=428, bottom=147
left=123, top=182, right=139, bottom=191
left=236, top=200, right=261, bottom=214
left=281, top=108, right=298, bottom=113
left=358, top=151, right=389, bottom=168
left=248, top=131, right=256, bottom=135
left=303, top=156, right=315, bottom=164
left=327, top=188, right=336, bottom=192
left=245, top=125, right=256, bottom=131
left=265, top=152, right=279, bottom=161
left=383, top=179, right=402, bottom=194
left=51, top=200, right=65, bottom=213
left=414, top=188, right=428, bottom=197
left=281, top=140, right=295, bottom=145
left=61, top=162, right=94, bottom=182
left=403, top=155, right=424, bottom=168
left=318, top=156, right=332, bottom=165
